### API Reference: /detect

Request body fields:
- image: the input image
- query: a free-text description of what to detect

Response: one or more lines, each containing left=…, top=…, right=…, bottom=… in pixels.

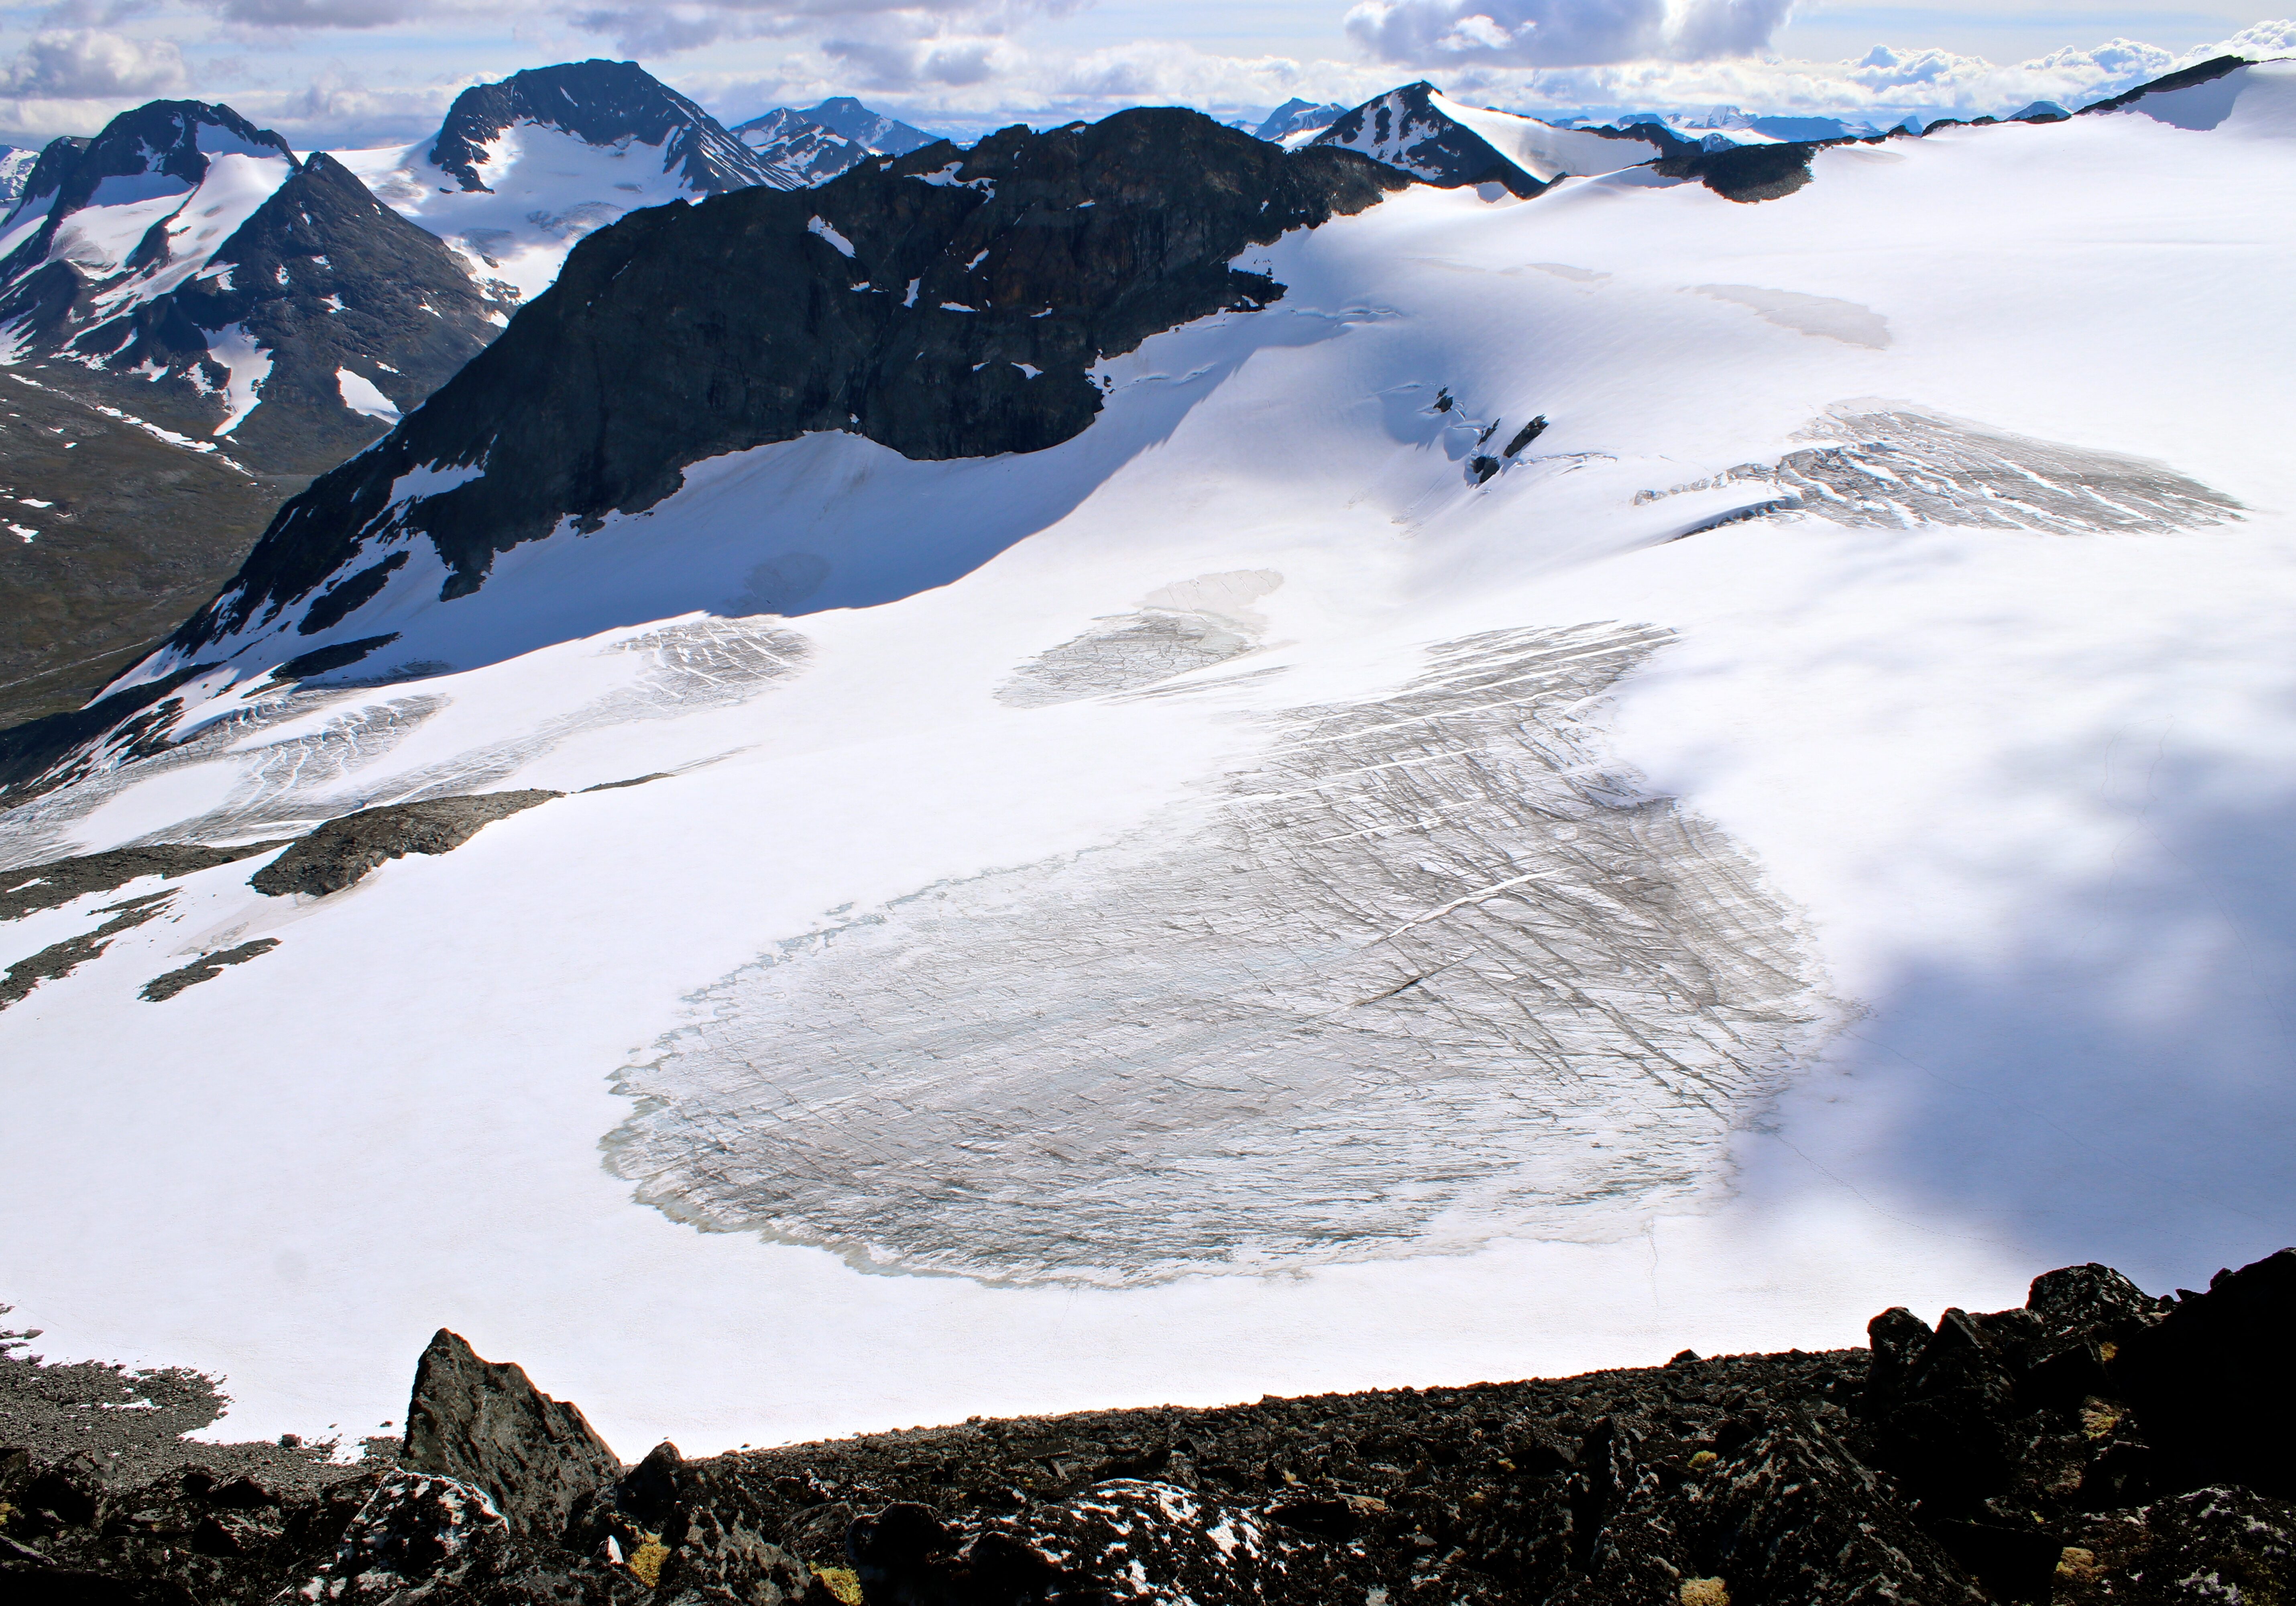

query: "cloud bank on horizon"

left=0, top=0, right=2289, bottom=152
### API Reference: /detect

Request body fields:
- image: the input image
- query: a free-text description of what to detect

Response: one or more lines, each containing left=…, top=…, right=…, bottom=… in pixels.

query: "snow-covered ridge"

left=336, top=61, right=806, bottom=305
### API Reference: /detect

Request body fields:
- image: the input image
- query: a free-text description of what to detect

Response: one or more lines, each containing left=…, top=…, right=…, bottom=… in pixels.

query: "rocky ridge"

left=4, top=1250, right=2296, bottom=1604
left=134, top=110, right=1400, bottom=681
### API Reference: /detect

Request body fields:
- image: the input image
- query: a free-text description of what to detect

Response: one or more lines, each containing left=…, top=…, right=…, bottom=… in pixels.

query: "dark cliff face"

left=167, top=109, right=1404, bottom=651
left=427, top=60, right=780, bottom=195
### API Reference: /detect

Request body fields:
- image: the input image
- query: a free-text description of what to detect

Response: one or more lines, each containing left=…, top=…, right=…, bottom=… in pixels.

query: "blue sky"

left=0, top=0, right=2288, bottom=148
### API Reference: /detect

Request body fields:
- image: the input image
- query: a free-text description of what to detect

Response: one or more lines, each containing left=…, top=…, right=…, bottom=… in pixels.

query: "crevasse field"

left=4, top=67, right=2294, bottom=1457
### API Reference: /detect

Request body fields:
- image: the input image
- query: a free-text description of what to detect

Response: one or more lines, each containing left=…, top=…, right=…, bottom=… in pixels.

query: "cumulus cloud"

left=1343, top=0, right=1793, bottom=68
left=542, top=0, right=1072, bottom=75
left=0, top=27, right=187, bottom=96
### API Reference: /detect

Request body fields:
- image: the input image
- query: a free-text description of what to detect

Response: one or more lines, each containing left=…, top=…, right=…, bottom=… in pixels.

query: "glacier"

left=1, top=64, right=2293, bottom=1459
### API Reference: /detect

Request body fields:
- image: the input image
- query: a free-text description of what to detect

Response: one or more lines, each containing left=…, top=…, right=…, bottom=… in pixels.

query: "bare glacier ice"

left=0, top=617, right=810, bottom=870
left=1639, top=404, right=2245, bottom=536
left=606, top=622, right=1831, bottom=1286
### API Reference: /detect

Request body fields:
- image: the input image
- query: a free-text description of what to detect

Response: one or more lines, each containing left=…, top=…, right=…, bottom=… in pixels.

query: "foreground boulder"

left=401, top=1328, right=624, bottom=1542
left=8, top=1249, right=2296, bottom=1605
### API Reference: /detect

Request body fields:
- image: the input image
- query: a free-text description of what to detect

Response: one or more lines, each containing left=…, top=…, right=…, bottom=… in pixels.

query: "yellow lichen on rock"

left=628, top=1536, right=669, bottom=1588
left=814, top=1565, right=863, bottom=1604
left=1680, top=1579, right=1730, bottom=1606
left=1687, top=1449, right=1719, bottom=1470
left=2057, top=1546, right=2100, bottom=1580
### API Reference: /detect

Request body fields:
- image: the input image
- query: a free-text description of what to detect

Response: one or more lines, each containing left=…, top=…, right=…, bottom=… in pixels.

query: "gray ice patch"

left=1694, top=285, right=1891, bottom=349
left=997, top=571, right=1283, bottom=708
left=0, top=618, right=810, bottom=868
left=607, top=622, right=1831, bottom=1287
left=1527, top=263, right=1610, bottom=283
left=1638, top=402, right=2244, bottom=536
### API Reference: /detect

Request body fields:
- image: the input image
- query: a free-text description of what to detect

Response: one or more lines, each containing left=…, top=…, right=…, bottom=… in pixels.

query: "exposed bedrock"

left=167, top=110, right=1404, bottom=655
left=247, top=789, right=560, bottom=898
left=8, top=1249, right=2296, bottom=1604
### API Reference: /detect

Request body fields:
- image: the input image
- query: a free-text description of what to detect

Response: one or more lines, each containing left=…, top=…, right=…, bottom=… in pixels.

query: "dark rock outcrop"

left=401, top=1329, right=623, bottom=1543
left=305, top=1470, right=515, bottom=1596
left=139, top=938, right=280, bottom=1002
left=2, top=840, right=291, bottom=921
left=850, top=1481, right=1336, bottom=1604
left=428, top=60, right=782, bottom=196
left=1652, top=139, right=1821, bottom=202
left=1, top=890, right=173, bottom=1009
left=248, top=790, right=560, bottom=898
left=2113, top=1249, right=2296, bottom=1496
left=161, top=109, right=1402, bottom=656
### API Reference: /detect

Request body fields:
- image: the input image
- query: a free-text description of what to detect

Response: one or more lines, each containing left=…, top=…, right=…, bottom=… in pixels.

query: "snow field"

left=336, top=125, right=733, bottom=304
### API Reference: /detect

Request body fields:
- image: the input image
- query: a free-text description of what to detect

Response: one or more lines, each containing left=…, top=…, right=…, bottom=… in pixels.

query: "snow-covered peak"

left=799, top=96, right=937, bottom=156
left=0, top=97, right=503, bottom=472
left=334, top=61, right=792, bottom=304
left=0, top=146, right=43, bottom=209
left=2, top=101, right=297, bottom=238
left=729, top=108, right=865, bottom=188
left=1254, top=99, right=1347, bottom=142
left=0, top=101, right=300, bottom=331
left=1314, top=82, right=1665, bottom=195
left=425, top=59, right=780, bottom=197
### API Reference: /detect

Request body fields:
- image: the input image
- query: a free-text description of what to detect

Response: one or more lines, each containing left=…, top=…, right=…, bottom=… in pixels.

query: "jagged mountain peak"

left=1255, top=98, right=1347, bottom=142
left=426, top=58, right=777, bottom=196
left=1313, top=81, right=1665, bottom=196
left=4, top=100, right=296, bottom=233
left=798, top=96, right=936, bottom=155
left=728, top=107, right=862, bottom=188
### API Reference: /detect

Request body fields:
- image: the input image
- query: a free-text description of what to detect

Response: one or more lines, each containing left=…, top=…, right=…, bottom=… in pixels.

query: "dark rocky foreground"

left=6, top=1250, right=2295, bottom=1604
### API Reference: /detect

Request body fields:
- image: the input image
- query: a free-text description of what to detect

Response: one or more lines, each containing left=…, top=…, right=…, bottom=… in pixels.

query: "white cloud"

left=212, top=0, right=428, bottom=25
left=1342, top=0, right=1795, bottom=68
left=0, top=27, right=188, bottom=96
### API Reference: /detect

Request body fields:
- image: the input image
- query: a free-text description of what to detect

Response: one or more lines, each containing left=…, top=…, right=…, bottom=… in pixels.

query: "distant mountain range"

left=0, top=64, right=941, bottom=733
left=0, top=51, right=2219, bottom=743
